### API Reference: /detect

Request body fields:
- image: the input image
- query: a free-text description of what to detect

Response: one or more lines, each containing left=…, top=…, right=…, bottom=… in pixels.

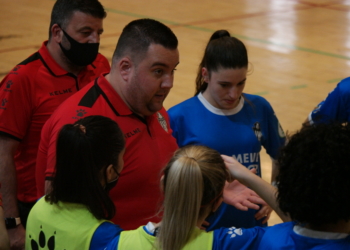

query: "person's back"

left=27, top=199, right=107, bottom=250
left=257, top=221, right=350, bottom=250
left=105, top=146, right=267, bottom=250
left=223, top=122, right=350, bottom=250
left=259, top=122, right=350, bottom=249
left=26, top=115, right=125, bottom=250
left=108, top=124, right=350, bottom=250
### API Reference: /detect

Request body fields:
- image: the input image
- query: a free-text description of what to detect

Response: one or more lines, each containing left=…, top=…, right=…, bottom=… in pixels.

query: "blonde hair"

left=157, top=145, right=229, bottom=250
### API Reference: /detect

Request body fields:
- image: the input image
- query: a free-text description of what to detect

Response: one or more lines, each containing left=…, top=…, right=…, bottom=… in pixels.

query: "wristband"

left=5, top=217, right=21, bottom=229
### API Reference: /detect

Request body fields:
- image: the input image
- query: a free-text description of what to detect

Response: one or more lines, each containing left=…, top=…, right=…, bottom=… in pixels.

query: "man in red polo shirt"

left=36, top=18, right=179, bottom=230
left=0, top=0, right=109, bottom=248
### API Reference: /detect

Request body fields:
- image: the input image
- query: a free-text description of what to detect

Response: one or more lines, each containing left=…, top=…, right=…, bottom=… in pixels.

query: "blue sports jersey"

left=105, top=222, right=266, bottom=250
left=309, top=77, right=350, bottom=124
left=258, top=222, right=350, bottom=250
left=105, top=222, right=350, bottom=250
left=168, top=93, right=285, bottom=230
left=90, top=222, right=123, bottom=250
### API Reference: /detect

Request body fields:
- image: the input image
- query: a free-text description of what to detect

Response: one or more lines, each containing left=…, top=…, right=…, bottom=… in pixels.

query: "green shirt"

left=118, top=225, right=213, bottom=250
left=26, top=197, right=106, bottom=250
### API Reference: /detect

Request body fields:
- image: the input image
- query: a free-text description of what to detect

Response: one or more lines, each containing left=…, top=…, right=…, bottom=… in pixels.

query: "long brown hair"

left=195, top=30, right=248, bottom=96
left=46, top=115, right=125, bottom=220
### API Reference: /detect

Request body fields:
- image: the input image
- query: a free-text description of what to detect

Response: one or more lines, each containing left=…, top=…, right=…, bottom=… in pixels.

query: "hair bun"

left=209, top=30, right=230, bottom=41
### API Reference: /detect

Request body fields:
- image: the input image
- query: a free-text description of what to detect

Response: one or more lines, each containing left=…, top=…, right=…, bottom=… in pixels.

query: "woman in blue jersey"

left=168, top=30, right=286, bottom=230
left=25, top=116, right=125, bottom=250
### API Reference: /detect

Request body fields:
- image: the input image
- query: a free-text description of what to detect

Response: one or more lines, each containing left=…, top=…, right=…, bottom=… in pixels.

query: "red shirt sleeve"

left=0, top=65, right=35, bottom=140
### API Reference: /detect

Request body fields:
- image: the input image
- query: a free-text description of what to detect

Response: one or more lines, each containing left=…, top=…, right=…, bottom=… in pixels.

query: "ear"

left=212, top=197, right=223, bottom=212
left=105, top=164, right=115, bottom=182
left=119, top=58, right=132, bottom=82
left=51, top=24, right=63, bottom=43
left=201, top=67, right=209, bottom=82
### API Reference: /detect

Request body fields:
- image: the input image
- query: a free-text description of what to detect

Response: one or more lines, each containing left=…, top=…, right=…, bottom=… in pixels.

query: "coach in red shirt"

left=36, top=18, right=179, bottom=230
left=0, top=0, right=110, bottom=248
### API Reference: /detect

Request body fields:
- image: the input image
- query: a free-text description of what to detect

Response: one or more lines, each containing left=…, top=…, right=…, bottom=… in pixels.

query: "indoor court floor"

left=1, top=0, right=350, bottom=226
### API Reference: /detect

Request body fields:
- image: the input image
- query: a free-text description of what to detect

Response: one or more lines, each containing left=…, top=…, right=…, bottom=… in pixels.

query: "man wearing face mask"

left=0, top=0, right=109, bottom=249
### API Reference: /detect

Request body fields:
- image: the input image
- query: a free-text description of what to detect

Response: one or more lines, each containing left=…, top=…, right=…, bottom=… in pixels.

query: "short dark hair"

left=112, top=18, right=178, bottom=63
left=49, top=0, right=106, bottom=38
left=277, top=122, right=350, bottom=226
left=46, top=115, right=125, bottom=220
left=195, top=30, right=248, bottom=95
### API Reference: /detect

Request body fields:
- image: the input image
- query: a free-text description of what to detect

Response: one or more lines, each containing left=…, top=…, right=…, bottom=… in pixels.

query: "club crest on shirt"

left=252, top=122, right=262, bottom=141
left=157, top=112, right=168, bottom=132
left=311, top=101, right=324, bottom=115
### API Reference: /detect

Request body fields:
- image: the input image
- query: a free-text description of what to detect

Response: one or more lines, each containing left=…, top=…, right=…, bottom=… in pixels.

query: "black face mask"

left=59, top=28, right=99, bottom=66
left=104, top=166, right=120, bottom=193
left=105, top=178, right=119, bottom=193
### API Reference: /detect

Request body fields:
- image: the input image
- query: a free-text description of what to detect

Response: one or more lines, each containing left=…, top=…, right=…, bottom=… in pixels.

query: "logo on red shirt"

left=124, top=127, right=141, bottom=139
left=49, top=88, right=72, bottom=96
left=4, top=80, right=13, bottom=92
left=0, top=98, right=8, bottom=110
left=9, top=66, right=20, bottom=75
left=72, top=109, right=87, bottom=120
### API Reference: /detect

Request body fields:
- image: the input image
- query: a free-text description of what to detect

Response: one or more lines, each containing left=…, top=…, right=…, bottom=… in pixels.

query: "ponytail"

left=46, top=115, right=125, bottom=220
left=157, top=145, right=229, bottom=250
left=195, top=30, right=248, bottom=96
left=157, top=157, right=203, bottom=250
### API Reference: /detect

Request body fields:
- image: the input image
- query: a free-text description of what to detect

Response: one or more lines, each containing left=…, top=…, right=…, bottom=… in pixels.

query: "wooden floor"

left=2, top=0, right=350, bottom=226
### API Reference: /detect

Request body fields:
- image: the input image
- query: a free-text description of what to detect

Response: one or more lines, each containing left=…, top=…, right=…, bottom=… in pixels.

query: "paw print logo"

left=1, top=98, right=8, bottom=107
left=76, top=109, right=87, bottom=117
left=6, top=80, right=13, bottom=89
left=227, top=227, right=243, bottom=238
left=29, top=225, right=55, bottom=250
left=12, top=65, right=21, bottom=72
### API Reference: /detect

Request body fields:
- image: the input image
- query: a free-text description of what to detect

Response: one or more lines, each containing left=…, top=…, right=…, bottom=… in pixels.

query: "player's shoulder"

left=335, top=77, right=350, bottom=95
left=243, top=93, right=269, bottom=104
left=94, top=53, right=110, bottom=69
left=213, top=226, right=267, bottom=248
left=243, top=93, right=273, bottom=112
left=2, top=52, right=43, bottom=82
left=168, top=96, right=198, bottom=114
left=49, top=82, right=95, bottom=123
